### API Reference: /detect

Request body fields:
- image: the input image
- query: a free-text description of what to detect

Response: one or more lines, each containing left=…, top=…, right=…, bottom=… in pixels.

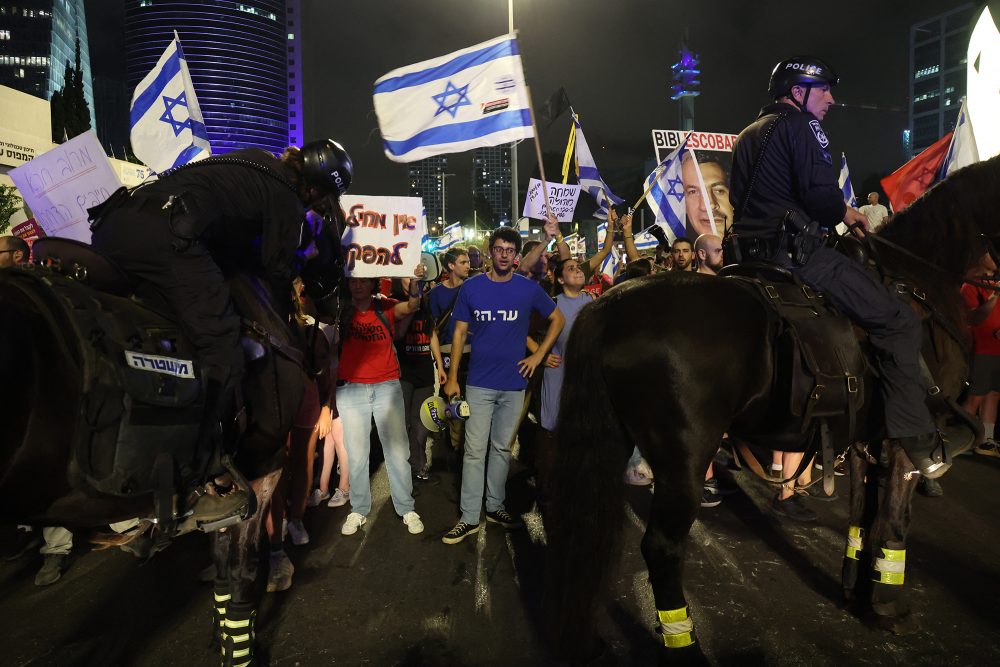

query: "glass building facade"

left=472, top=145, right=511, bottom=225
left=124, top=0, right=298, bottom=156
left=0, top=0, right=95, bottom=127
left=408, top=156, right=449, bottom=231
left=908, top=3, right=975, bottom=157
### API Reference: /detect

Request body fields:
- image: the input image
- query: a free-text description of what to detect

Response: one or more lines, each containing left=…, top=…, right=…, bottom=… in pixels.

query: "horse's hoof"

left=868, top=608, right=918, bottom=635
left=659, top=642, right=710, bottom=667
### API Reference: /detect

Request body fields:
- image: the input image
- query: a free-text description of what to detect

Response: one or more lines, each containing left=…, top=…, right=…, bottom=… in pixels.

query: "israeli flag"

left=437, top=222, right=464, bottom=250
left=573, top=113, right=623, bottom=220
left=373, top=34, right=533, bottom=163
left=601, top=244, right=621, bottom=280
left=940, top=100, right=980, bottom=179
left=642, top=134, right=690, bottom=242
left=838, top=153, right=857, bottom=207
left=129, top=32, right=210, bottom=173
left=633, top=228, right=660, bottom=250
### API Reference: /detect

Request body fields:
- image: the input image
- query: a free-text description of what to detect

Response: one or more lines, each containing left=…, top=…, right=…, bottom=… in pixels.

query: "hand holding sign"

left=522, top=178, right=581, bottom=223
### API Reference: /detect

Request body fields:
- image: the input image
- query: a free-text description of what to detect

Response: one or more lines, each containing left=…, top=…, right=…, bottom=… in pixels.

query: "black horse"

left=544, top=156, right=1000, bottom=663
left=0, top=218, right=344, bottom=664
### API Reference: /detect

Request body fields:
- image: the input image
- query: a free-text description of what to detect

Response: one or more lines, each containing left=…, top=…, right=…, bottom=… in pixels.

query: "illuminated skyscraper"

left=0, top=0, right=95, bottom=126
left=908, top=3, right=975, bottom=157
left=409, top=156, right=449, bottom=231
left=124, top=0, right=301, bottom=155
left=472, top=145, right=511, bottom=226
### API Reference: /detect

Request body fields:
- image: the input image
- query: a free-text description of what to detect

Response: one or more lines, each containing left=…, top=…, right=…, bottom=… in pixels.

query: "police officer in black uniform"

left=729, top=56, right=965, bottom=487
left=91, top=139, right=353, bottom=523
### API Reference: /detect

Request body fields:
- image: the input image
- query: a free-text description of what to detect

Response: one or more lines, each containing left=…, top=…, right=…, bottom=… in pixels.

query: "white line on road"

left=474, top=523, right=492, bottom=618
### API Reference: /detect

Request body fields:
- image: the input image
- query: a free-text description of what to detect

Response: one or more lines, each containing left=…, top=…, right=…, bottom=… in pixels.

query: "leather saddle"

left=719, top=259, right=867, bottom=449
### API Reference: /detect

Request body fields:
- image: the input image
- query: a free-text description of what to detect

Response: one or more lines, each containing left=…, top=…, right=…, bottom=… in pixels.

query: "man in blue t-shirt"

left=441, top=227, right=564, bottom=544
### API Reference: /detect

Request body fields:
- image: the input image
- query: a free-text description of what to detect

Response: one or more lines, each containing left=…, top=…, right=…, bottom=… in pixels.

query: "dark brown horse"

left=0, top=218, right=344, bottom=665
left=544, top=156, right=1000, bottom=664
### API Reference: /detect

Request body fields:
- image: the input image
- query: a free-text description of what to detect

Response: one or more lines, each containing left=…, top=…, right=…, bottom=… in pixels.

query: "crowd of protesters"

left=4, top=195, right=999, bottom=589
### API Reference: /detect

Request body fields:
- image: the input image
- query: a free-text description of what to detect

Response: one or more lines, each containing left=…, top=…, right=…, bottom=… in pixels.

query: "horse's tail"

left=543, top=297, right=629, bottom=659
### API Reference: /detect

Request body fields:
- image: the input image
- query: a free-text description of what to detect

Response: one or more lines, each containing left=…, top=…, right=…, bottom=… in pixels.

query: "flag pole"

left=525, top=85, right=554, bottom=218
left=631, top=168, right=664, bottom=211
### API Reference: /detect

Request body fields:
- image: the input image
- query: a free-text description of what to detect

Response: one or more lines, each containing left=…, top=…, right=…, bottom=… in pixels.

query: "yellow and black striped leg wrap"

left=845, top=525, right=863, bottom=561
left=212, top=587, right=230, bottom=648
left=221, top=607, right=256, bottom=667
left=873, top=546, right=905, bottom=586
left=657, top=606, right=695, bottom=648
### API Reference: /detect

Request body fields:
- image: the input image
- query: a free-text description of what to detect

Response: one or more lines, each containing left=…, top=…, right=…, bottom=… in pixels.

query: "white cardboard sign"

left=522, top=178, right=581, bottom=222
left=340, top=195, right=427, bottom=278
left=8, top=130, right=122, bottom=244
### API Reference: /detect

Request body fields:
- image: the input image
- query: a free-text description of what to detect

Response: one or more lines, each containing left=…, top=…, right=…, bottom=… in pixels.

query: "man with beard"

left=441, top=227, right=564, bottom=544
left=671, top=237, right=695, bottom=272
left=694, top=233, right=724, bottom=275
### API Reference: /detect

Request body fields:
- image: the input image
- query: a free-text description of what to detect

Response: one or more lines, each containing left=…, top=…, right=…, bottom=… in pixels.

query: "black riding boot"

left=898, top=425, right=975, bottom=479
left=185, top=369, right=254, bottom=526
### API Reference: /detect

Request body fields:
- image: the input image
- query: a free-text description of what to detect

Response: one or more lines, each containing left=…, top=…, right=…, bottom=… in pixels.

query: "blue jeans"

left=336, top=380, right=415, bottom=517
left=460, top=385, right=525, bottom=524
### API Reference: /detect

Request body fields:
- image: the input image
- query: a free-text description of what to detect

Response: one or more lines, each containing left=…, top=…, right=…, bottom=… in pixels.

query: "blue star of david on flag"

left=642, top=133, right=694, bottom=241
left=160, top=91, right=192, bottom=136
left=129, top=31, right=211, bottom=172
left=432, top=80, right=471, bottom=118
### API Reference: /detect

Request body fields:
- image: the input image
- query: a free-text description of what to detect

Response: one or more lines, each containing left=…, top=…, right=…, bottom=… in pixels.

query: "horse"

left=543, top=155, right=1000, bottom=664
left=0, top=215, right=345, bottom=666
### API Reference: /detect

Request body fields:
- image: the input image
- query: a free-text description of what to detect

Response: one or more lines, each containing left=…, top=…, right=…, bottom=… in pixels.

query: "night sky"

left=88, top=0, right=969, bottom=219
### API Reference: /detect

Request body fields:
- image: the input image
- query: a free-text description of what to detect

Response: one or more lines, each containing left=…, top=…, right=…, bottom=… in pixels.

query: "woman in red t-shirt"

left=336, top=264, right=428, bottom=537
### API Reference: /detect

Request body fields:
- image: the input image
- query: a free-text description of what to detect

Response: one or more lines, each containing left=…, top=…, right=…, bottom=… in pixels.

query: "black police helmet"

left=768, top=56, right=839, bottom=99
left=301, top=139, right=353, bottom=197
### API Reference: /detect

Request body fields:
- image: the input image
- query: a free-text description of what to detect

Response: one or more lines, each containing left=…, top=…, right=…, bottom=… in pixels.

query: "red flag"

left=881, top=132, right=953, bottom=212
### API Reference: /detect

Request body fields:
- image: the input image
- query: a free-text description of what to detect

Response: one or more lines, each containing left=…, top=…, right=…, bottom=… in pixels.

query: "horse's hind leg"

left=641, top=433, right=715, bottom=663
left=866, top=442, right=920, bottom=634
left=842, top=443, right=877, bottom=604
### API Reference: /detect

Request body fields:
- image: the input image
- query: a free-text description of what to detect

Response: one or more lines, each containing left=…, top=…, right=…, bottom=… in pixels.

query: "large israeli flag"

left=129, top=32, right=210, bottom=173
left=573, top=114, right=623, bottom=220
left=373, top=34, right=533, bottom=163
left=642, top=134, right=690, bottom=242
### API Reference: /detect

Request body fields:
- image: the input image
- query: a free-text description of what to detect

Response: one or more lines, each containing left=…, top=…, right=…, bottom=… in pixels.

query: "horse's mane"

left=874, top=155, right=1000, bottom=335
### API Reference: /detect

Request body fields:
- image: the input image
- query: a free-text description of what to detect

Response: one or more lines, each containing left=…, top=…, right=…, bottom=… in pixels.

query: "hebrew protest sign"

left=522, top=178, right=581, bottom=222
left=340, top=195, right=427, bottom=278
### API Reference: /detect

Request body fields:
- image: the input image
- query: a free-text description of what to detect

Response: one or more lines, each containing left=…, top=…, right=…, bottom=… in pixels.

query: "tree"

left=50, top=37, right=91, bottom=142
left=0, top=184, right=24, bottom=235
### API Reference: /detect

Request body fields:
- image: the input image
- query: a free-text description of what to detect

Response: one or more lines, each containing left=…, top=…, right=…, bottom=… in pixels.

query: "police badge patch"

left=808, top=120, right=829, bottom=148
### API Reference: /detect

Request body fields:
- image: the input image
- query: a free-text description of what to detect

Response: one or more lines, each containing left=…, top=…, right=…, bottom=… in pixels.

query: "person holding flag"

left=89, top=137, right=354, bottom=524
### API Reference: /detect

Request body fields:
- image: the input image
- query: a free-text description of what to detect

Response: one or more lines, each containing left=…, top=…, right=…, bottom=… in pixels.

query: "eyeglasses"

left=491, top=246, right=517, bottom=257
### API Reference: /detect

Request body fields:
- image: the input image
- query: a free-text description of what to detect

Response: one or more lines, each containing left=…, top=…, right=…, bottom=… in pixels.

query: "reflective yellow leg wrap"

left=845, top=525, right=863, bottom=560
left=873, top=547, right=905, bottom=585
left=214, top=592, right=231, bottom=603
left=657, top=607, right=695, bottom=648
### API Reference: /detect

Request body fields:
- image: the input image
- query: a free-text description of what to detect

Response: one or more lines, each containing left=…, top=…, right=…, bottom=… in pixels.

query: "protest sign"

left=340, top=195, right=426, bottom=278
left=8, top=130, right=121, bottom=244
left=650, top=128, right=736, bottom=241
left=522, top=178, right=581, bottom=222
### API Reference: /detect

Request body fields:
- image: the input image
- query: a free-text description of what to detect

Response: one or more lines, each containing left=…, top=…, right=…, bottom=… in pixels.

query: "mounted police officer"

left=90, top=139, right=353, bottom=524
left=729, top=56, right=965, bottom=481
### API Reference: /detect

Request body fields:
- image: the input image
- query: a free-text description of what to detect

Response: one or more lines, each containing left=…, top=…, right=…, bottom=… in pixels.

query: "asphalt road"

left=1, top=448, right=998, bottom=667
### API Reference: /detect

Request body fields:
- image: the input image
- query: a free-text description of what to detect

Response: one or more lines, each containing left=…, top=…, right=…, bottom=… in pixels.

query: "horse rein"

left=861, top=230, right=1000, bottom=293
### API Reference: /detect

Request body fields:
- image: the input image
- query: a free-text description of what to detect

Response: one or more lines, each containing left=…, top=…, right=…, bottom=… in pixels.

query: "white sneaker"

left=306, top=489, right=330, bottom=507
left=402, top=511, right=424, bottom=535
left=341, top=512, right=367, bottom=535
left=327, top=488, right=349, bottom=508
left=286, top=519, right=309, bottom=546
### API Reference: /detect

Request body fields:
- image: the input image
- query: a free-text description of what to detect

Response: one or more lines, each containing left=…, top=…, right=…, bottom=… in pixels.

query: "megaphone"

left=420, top=395, right=471, bottom=432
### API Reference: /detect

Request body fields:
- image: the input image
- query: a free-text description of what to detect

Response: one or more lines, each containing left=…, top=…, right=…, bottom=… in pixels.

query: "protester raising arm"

left=620, top=211, right=640, bottom=262
left=392, top=263, right=427, bottom=319
left=582, top=211, right=617, bottom=275
left=517, top=214, right=562, bottom=275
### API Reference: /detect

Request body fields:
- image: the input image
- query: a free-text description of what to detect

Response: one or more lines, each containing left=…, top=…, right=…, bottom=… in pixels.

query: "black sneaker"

left=3, top=527, right=41, bottom=562
left=442, top=521, right=480, bottom=545
left=700, top=487, right=722, bottom=508
left=814, top=462, right=847, bottom=477
left=704, top=477, right=738, bottom=496
left=772, top=494, right=817, bottom=523
left=485, top=509, right=522, bottom=529
left=413, top=471, right=440, bottom=486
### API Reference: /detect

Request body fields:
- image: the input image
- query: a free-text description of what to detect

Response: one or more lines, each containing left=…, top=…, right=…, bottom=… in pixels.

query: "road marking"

left=474, top=524, right=491, bottom=618
left=504, top=533, right=521, bottom=589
